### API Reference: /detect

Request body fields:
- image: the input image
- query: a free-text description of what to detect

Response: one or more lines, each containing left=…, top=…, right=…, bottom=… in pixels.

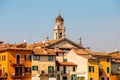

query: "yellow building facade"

left=92, top=52, right=111, bottom=80
left=88, top=61, right=99, bottom=80
left=0, top=48, right=33, bottom=80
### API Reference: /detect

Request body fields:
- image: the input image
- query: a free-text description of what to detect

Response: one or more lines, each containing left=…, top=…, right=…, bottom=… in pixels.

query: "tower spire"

left=54, top=13, right=66, bottom=40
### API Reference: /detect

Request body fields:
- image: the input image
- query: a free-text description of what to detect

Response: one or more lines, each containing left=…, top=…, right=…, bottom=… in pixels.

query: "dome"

left=55, top=14, right=64, bottom=22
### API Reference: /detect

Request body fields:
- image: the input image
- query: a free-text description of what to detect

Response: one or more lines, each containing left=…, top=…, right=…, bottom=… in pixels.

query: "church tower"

left=54, top=14, right=66, bottom=40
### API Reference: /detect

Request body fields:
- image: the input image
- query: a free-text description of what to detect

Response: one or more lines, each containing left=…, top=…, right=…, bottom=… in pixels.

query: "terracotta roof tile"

left=91, top=52, right=110, bottom=56
left=0, top=48, right=32, bottom=52
left=28, top=40, right=57, bottom=49
left=58, top=62, right=77, bottom=66
left=79, top=55, right=97, bottom=60
left=33, top=48, right=56, bottom=55
left=72, top=48, right=88, bottom=55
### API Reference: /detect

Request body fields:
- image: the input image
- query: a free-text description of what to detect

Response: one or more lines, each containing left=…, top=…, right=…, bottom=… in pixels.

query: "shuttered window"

left=48, top=66, right=54, bottom=73
left=32, top=66, right=38, bottom=71
left=88, top=66, right=94, bottom=72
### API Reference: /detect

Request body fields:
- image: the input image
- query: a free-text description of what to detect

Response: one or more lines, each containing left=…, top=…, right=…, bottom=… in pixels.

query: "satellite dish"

left=115, top=49, right=118, bottom=52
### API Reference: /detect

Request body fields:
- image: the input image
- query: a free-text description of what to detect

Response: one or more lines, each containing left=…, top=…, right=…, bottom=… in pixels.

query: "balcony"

left=111, top=67, right=120, bottom=75
left=48, top=72, right=56, bottom=77
left=9, top=60, right=24, bottom=66
left=11, top=73, right=24, bottom=79
left=38, top=70, right=56, bottom=77
left=115, top=67, right=120, bottom=74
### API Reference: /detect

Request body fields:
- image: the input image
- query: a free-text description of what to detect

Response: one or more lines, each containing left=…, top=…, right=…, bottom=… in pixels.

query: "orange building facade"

left=0, top=48, right=33, bottom=80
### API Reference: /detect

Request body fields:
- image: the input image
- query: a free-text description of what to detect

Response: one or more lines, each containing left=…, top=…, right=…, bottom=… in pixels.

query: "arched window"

left=59, top=33, right=62, bottom=38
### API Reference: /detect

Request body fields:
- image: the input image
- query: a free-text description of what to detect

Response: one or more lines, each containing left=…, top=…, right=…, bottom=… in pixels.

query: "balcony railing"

left=9, top=60, right=24, bottom=66
left=37, top=70, right=56, bottom=77
left=11, top=73, right=24, bottom=78
left=60, top=70, right=70, bottom=75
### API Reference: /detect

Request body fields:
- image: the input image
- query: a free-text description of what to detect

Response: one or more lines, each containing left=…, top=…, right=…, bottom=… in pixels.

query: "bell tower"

left=54, top=14, right=66, bottom=40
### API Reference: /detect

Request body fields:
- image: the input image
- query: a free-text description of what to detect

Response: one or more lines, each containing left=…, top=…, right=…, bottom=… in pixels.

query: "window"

left=71, top=75, right=77, bottom=80
left=90, top=78, right=93, bottom=80
left=33, top=55, right=40, bottom=60
left=63, top=66, right=66, bottom=73
left=102, top=77, right=104, bottom=80
left=16, top=54, right=20, bottom=64
left=48, top=66, right=54, bottom=73
left=2, top=55, right=5, bottom=61
left=57, top=66, right=59, bottom=71
left=88, top=66, right=94, bottom=72
left=2, top=67, right=5, bottom=73
left=107, top=67, right=110, bottom=73
left=48, top=56, right=53, bottom=61
left=25, top=67, right=31, bottom=73
left=24, top=55, right=31, bottom=61
left=106, top=58, right=110, bottom=62
left=56, top=53, right=58, bottom=56
left=59, top=33, right=62, bottom=38
left=63, top=59, right=67, bottom=62
left=73, top=66, right=76, bottom=72
left=32, top=66, right=38, bottom=71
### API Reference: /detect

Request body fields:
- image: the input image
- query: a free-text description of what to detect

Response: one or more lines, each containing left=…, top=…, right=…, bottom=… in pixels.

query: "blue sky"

left=0, top=0, right=120, bottom=52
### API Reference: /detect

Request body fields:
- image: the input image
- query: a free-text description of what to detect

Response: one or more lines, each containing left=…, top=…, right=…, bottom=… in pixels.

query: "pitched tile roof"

left=29, top=38, right=84, bottom=49
left=58, top=62, right=77, bottom=66
left=109, top=51, right=120, bottom=59
left=91, top=52, right=110, bottom=57
left=46, top=38, right=84, bottom=49
left=28, top=39, right=57, bottom=49
left=0, top=47, right=32, bottom=52
left=79, top=55, right=97, bottom=60
left=3, top=42, right=27, bottom=48
left=33, top=48, right=56, bottom=56
left=72, top=48, right=88, bottom=55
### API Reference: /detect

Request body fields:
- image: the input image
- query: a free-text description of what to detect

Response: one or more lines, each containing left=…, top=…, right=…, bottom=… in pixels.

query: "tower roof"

left=55, top=14, right=64, bottom=22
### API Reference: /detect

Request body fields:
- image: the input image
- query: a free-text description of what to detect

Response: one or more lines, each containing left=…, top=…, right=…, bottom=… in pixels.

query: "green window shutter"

left=88, top=66, right=90, bottom=72
left=74, top=75, right=77, bottom=80
left=93, top=66, right=94, bottom=72
left=48, top=66, right=51, bottom=73
left=71, top=75, right=77, bottom=80
left=107, top=67, right=109, bottom=73
left=63, top=59, right=67, bottom=62
left=36, top=66, right=38, bottom=70
left=52, top=66, right=54, bottom=73
left=32, top=66, right=38, bottom=71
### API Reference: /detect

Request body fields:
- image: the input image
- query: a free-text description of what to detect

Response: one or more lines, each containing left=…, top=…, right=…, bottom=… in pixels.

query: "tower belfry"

left=54, top=13, right=66, bottom=40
